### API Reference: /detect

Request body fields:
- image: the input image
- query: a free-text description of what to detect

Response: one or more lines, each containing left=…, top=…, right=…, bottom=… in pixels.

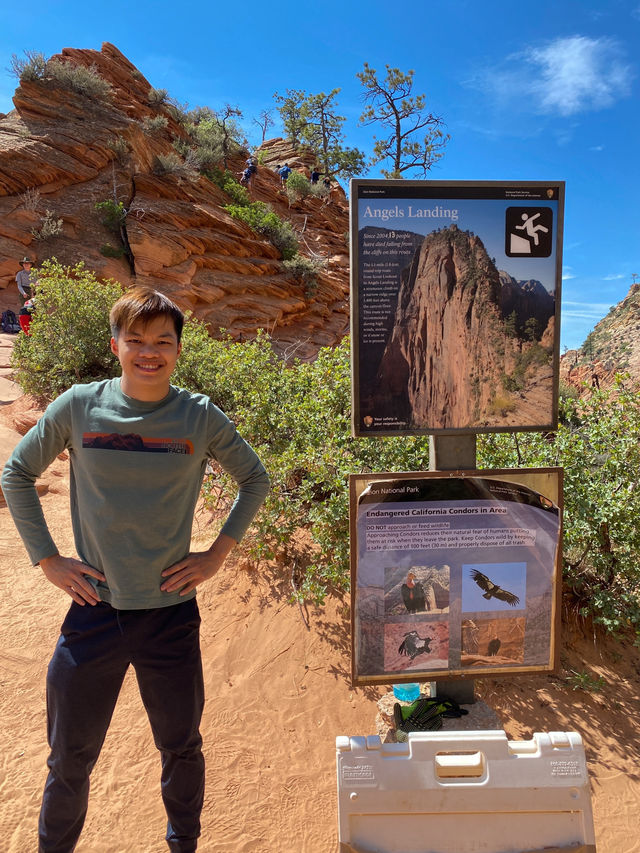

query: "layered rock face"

left=0, top=44, right=349, bottom=358
left=377, top=226, right=555, bottom=429
left=560, top=282, right=640, bottom=394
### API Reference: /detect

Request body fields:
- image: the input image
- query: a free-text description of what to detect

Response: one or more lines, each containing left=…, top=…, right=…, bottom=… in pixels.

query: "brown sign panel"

left=350, top=180, right=564, bottom=436
left=350, top=469, right=562, bottom=686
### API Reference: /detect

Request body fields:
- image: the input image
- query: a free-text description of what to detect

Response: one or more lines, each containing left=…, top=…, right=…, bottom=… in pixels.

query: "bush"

left=152, top=153, right=198, bottom=180
left=106, top=135, right=129, bottom=163
left=282, top=253, right=326, bottom=297
left=31, top=209, right=63, bottom=240
left=21, top=187, right=41, bottom=211
left=225, top=201, right=298, bottom=259
left=10, top=261, right=123, bottom=398
left=148, top=87, right=169, bottom=106
left=46, top=60, right=112, bottom=100
left=14, top=265, right=640, bottom=626
left=205, top=168, right=250, bottom=206
left=9, top=50, right=48, bottom=81
left=478, top=380, right=640, bottom=634
left=285, top=171, right=312, bottom=203
left=100, top=243, right=127, bottom=258
left=95, top=199, right=127, bottom=232
left=140, top=115, right=168, bottom=134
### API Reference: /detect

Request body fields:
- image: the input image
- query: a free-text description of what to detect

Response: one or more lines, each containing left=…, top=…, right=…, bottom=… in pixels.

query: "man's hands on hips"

left=39, top=554, right=106, bottom=605
left=160, top=532, right=236, bottom=596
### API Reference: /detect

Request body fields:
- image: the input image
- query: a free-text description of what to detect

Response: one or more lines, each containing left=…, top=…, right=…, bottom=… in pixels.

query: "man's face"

left=22, top=263, right=31, bottom=270
left=110, top=314, right=181, bottom=401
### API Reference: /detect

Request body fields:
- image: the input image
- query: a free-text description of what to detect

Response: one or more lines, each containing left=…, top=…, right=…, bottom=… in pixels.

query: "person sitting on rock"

left=16, top=257, right=36, bottom=302
left=310, top=168, right=320, bottom=185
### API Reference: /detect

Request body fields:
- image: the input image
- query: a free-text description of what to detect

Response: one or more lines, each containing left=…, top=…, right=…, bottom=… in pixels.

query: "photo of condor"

left=398, top=630, right=433, bottom=661
left=401, top=572, right=426, bottom=613
left=470, top=569, right=520, bottom=607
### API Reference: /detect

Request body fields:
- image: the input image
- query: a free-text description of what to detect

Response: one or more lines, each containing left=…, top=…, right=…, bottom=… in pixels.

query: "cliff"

left=0, top=43, right=349, bottom=358
left=375, top=226, right=555, bottom=429
left=561, top=281, right=640, bottom=393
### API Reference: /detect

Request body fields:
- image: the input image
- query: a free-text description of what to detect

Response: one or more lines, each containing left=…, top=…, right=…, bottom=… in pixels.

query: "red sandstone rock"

left=0, top=44, right=349, bottom=358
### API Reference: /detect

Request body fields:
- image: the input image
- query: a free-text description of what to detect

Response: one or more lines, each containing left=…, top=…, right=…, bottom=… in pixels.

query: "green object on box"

left=393, top=696, right=469, bottom=742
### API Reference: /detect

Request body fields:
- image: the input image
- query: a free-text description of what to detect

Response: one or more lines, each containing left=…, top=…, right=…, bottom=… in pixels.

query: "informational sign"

left=350, top=180, right=565, bottom=436
left=350, top=469, right=562, bottom=686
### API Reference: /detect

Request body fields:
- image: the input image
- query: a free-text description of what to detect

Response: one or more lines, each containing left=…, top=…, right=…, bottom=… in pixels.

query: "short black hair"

left=110, top=287, right=184, bottom=342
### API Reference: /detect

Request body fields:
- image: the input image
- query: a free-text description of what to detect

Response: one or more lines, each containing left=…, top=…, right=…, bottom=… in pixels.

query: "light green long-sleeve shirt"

left=1, top=378, right=269, bottom=609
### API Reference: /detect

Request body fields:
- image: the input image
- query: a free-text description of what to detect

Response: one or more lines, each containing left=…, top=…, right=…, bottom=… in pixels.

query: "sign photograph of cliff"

left=350, top=180, right=565, bottom=435
left=349, top=470, right=562, bottom=685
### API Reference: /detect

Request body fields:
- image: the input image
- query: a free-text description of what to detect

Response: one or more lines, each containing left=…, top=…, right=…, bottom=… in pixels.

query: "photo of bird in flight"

left=470, top=569, right=520, bottom=607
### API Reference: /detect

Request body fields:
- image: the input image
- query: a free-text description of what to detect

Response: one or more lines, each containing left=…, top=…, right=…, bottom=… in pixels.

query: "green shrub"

left=285, top=171, right=312, bottom=203
left=148, top=86, right=169, bottom=106
left=46, top=60, right=112, bottom=99
left=106, top=135, right=129, bottom=163
left=10, top=260, right=123, bottom=397
left=283, top=253, right=326, bottom=297
left=140, top=115, right=168, bottom=134
left=100, top=242, right=127, bottom=258
left=95, top=199, right=127, bottom=232
left=31, top=209, right=63, bottom=240
left=152, top=153, right=197, bottom=180
left=225, top=201, right=298, bottom=259
left=9, top=50, right=48, bottom=81
left=14, top=273, right=640, bottom=628
left=205, top=168, right=250, bottom=206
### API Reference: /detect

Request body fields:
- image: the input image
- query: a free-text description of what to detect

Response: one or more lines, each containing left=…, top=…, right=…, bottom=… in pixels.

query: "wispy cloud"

left=602, top=273, right=626, bottom=280
left=562, top=267, right=576, bottom=280
left=562, top=301, right=612, bottom=321
left=589, top=145, right=604, bottom=152
left=472, top=35, right=633, bottom=117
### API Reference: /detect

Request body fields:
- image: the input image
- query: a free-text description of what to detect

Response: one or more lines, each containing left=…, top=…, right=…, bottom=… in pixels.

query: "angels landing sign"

left=350, top=179, right=565, bottom=436
left=349, top=469, right=562, bottom=686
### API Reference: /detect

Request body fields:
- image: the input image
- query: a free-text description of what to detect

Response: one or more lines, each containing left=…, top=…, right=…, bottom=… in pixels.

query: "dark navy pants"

left=38, top=598, right=205, bottom=853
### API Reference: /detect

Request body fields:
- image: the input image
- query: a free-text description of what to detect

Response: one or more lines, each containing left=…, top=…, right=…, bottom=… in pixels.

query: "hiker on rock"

left=278, top=163, right=292, bottom=187
left=2, top=286, right=270, bottom=853
left=16, top=256, right=36, bottom=301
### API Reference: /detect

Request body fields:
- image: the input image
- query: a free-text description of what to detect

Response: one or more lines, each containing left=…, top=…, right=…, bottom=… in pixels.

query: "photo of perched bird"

left=470, top=569, right=520, bottom=606
left=401, top=571, right=426, bottom=613
left=487, top=637, right=501, bottom=656
left=398, top=630, right=433, bottom=661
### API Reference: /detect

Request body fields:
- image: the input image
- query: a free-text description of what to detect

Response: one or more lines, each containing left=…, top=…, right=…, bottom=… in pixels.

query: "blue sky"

left=1, top=0, right=638, bottom=350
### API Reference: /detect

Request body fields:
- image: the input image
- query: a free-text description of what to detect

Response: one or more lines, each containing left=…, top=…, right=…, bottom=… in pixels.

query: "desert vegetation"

left=10, top=263, right=640, bottom=639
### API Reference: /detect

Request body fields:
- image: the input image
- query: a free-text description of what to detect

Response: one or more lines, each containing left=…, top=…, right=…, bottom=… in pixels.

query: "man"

left=16, top=256, right=36, bottom=300
left=2, top=287, right=270, bottom=853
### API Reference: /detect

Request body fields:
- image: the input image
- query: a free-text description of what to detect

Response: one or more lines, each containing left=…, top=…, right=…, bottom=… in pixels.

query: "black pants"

left=38, top=599, right=205, bottom=853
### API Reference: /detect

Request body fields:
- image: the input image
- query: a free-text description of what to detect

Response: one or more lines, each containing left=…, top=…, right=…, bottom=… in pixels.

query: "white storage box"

left=336, top=730, right=595, bottom=853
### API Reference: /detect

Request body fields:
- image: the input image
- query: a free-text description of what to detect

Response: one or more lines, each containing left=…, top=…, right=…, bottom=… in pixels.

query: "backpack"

left=1, top=309, right=20, bottom=333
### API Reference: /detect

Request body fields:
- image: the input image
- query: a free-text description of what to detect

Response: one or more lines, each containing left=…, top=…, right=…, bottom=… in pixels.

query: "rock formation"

left=560, top=281, right=640, bottom=394
left=498, top=270, right=555, bottom=338
left=374, top=226, right=555, bottom=429
left=0, top=44, right=349, bottom=358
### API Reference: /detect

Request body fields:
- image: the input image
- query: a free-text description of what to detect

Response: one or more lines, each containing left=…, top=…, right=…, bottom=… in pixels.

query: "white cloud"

left=562, top=267, right=576, bottom=280
left=602, top=273, right=626, bottom=280
left=474, top=35, right=633, bottom=117
left=561, top=301, right=612, bottom=320
left=589, top=144, right=604, bottom=151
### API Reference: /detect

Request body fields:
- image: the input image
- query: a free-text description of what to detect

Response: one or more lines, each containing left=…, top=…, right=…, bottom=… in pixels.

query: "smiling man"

left=2, top=287, right=269, bottom=853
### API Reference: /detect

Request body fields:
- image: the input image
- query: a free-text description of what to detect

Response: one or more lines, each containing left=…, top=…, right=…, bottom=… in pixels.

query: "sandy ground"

left=1, top=331, right=639, bottom=852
